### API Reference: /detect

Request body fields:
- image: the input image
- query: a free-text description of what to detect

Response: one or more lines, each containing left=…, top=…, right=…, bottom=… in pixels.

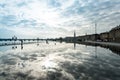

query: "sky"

left=0, top=0, right=120, bottom=38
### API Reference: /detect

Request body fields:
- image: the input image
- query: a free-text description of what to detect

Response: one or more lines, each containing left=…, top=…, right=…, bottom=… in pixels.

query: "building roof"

left=100, top=32, right=108, bottom=35
left=111, top=25, right=120, bottom=31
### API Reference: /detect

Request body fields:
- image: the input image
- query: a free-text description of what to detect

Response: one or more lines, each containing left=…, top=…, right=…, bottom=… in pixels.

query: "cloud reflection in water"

left=0, top=42, right=120, bottom=80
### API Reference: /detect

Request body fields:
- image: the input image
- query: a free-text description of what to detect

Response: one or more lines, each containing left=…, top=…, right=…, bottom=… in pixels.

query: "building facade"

left=109, top=25, right=120, bottom=42
left=100, top=32, right=109, bottom=41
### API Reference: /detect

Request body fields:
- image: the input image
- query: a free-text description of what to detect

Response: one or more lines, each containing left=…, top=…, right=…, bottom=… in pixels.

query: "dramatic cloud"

left=0, top=0, right=120, bottom=38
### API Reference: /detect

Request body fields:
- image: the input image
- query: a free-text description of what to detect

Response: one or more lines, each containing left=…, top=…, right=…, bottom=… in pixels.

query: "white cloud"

left=0, top=0, right=120, bottom=38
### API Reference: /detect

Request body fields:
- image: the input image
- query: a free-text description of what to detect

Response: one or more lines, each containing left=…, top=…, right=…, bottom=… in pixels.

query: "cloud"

left=0, top=15, right=18, bottom=26
left=0, top=28, right=15, bottom=38
left=0, top=3, right=6, bottom=8
left=0, top=0, right=120, bottom=38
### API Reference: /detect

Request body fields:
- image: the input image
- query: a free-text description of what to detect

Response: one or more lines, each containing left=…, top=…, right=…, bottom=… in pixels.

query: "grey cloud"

left=0, top=14, right=37, bottom=27
left=61, top=0, right=120, bottom=31
left=0, top=0, right=120, bottom=38
left=47, top=0, right=61, bottom=8
left=0, top=15, right=18, bottom=26
left=0, top=3, right=6, bottom=8
left=17, top=2, right=27, bottom=7
left=14, top=19, right=37, bottom=26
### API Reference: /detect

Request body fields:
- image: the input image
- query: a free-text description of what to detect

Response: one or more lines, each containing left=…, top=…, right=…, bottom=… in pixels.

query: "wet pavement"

left=0, top=41, right=120, bottom=80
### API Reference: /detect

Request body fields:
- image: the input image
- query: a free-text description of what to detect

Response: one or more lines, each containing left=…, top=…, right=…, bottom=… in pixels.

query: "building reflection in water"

left=76, top=42, right=120, bottom=56
left=108, top=46, right=120, bottom=55
left=74, top=42, right=76, bottom=50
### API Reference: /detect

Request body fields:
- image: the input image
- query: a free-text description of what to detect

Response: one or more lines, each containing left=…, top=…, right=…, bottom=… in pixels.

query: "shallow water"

left=0, top=41, right=120, bottom=80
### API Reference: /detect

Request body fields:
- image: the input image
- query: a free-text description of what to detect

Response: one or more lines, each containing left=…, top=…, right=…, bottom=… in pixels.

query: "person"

left=46, top=40, right=49, bottom=44
left=21, top=40, right=23, bottom=49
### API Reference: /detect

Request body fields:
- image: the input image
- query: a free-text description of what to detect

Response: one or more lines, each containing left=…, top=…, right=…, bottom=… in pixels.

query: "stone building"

left=100, top=32, right=109, bottom=41
left=109, top=25, right=120, bottom=42
left=76, top=36, right=86, bottom=42
left=76, top=34, right=100, bottom=41
left=88, top=34, right=100, bottom=41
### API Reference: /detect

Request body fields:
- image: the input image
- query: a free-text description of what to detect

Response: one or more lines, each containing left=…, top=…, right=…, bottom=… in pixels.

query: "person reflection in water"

left=37, top=43, right=39, bottom=46
left=12, top=44, right=17, bottom=49
left=12, top=46, right=17, bottom=49
left=21, top=40, right=23, bottom=49
left=37, top=38, right=39, bottom=46
left=46, top=40, right=49, bottom=44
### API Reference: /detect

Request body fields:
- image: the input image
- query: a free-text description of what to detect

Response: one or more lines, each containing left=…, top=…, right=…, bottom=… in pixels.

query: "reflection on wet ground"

left=77, top=42, right=120, bottom=55
left=0, top=41, right=120, bottom=80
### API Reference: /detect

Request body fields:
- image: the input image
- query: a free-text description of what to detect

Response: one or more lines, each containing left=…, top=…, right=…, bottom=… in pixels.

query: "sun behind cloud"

left=0, top=0, right=120, bottom=38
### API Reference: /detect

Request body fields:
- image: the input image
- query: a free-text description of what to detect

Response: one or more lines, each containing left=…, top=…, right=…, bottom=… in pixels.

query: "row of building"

left=63, top=25, right=120, bottom=43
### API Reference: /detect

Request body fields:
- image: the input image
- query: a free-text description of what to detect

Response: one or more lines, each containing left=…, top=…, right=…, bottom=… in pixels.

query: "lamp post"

left=94, top=23, right=97, bottom=58
left=95, top=23, right=97, bottom=41
left=73, top=30, right=76, bottom=49
left=74, top=30, right=76, bottom=42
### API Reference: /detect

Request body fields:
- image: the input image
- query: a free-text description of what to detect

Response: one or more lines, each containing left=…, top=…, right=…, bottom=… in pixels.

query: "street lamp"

left=95, top=23, right=97, bottom=41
